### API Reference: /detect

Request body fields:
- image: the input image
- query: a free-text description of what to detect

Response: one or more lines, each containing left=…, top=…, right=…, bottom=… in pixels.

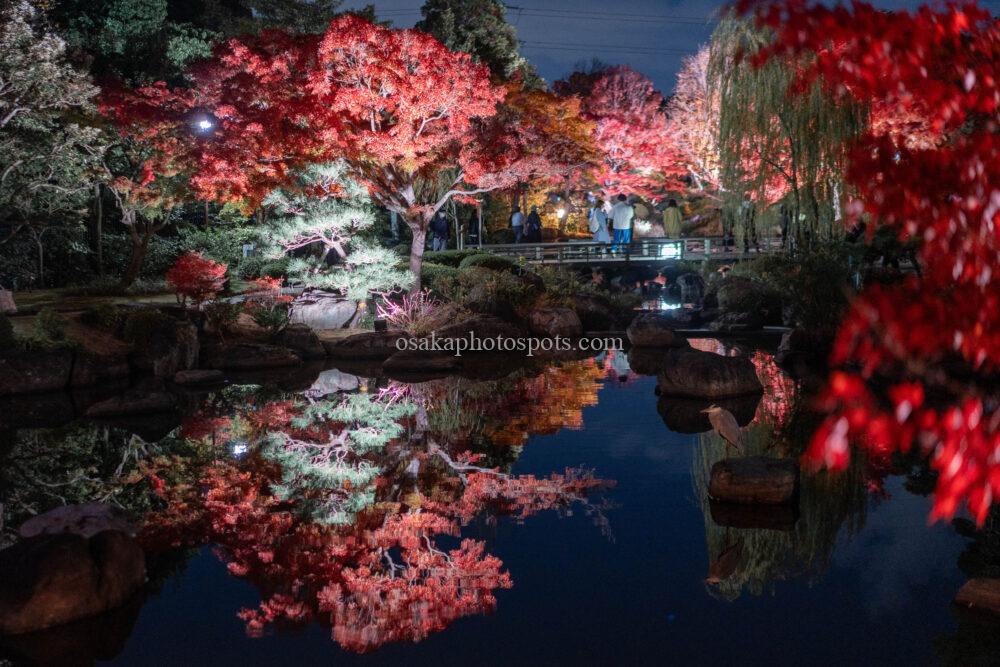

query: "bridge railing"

left=480, top=237, right=781, bottom=264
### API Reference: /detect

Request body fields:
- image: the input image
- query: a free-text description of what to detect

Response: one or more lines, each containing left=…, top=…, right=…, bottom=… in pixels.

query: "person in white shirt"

left=610, top=194, right=634, bottom=252
left=510, top=207, right=525, bottom=243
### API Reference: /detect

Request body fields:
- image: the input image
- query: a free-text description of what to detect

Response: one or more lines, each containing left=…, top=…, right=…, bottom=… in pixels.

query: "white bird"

left=701, top=404, right=744, bottom=450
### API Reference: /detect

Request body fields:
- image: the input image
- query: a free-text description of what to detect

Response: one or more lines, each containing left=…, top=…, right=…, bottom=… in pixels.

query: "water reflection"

left=0, top=343, right=992, bottom=662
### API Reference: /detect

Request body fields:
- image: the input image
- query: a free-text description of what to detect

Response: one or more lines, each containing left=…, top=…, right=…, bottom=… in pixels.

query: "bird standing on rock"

left=701, top=405, right=744, bottom=449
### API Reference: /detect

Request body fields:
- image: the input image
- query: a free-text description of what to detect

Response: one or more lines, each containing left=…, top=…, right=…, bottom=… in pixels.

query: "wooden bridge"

left=478, top=237, right=784, bottom=265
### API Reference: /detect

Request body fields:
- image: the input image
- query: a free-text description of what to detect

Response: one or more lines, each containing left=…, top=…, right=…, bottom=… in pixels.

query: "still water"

left=0, top=341, right=994, bottom=666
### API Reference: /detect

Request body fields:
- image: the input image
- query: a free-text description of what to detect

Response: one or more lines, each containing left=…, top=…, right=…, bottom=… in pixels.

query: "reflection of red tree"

left=750, top=350, right=796, bottom=428
left=141, top=403, right=612, bottom=653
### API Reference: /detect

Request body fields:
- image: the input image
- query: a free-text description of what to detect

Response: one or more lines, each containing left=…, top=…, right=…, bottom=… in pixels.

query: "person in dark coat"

left=430, top=212, right=450, bottom=251
left=524, top=206, right=543, bottom=242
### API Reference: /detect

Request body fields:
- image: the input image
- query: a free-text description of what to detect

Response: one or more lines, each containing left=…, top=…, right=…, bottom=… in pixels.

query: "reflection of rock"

left=323, top=330, right=410, bottom=359
left=383, top=350, right=463, bottom=381
left=70, top=352, right=130, bottom=388
left=279, top=323, right=326, bottom=360
left=306, top=368, right=360, bottom=397
left=0, top=392, right=78, bottom=429
left=657, top=393, right=759, bottom=434
left=0, top=349, right=73, bottom=396
left=173, top=369, right=224, bottom=386
left=709, top=500, right=798, bottom=531
left=202, top=341, right=302, bottom=370
left=19, top=503, right=135, bottom=540
left=528, top=307, right=582, bottom=338
left=657, top=348, right=762, bottom=399
left=289, top=291, right=357, bottom=330
left=626, top=313, right=689, bottom=348
left=709, top=457, right=798, bottom=505
left=85, top=389, right=176, bottom=418
left=954, top=578, right=1000, bottom=619
left=0, top=594, right=142, bottom=665
left=0, top=531, right=145, bottom=635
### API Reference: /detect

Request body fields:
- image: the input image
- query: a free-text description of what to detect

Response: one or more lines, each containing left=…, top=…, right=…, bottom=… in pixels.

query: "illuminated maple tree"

left=742, top=0, right=1000, bottom=524
left=555, top=65, right=686, bottom=200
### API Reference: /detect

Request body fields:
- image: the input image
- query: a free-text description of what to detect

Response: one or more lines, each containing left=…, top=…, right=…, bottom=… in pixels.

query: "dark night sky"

left=342, top=0, right=948, bottom=93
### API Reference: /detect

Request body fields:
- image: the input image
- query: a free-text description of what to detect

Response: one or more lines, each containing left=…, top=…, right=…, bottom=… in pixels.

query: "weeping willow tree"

left=709, top=15, right=868, bottom=246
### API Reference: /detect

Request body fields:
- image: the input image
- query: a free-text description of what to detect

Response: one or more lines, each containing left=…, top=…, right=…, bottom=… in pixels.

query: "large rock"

left=708, top=457, right=799, bottom=505
left=85, top=389, right=176, bottom=417
left=19, top=503, right=135, bottom=540
left=129, top=320, right=199, bottom=379
left=570, top=293, right=618, bottom=331
left=0, top=349, right=73, bottom=395
left=528, top=307, right=582, bottom=338
left=0, top=530, right=145, bottom=635
left=323, top=330, right=411, bottom=360
left=202, top=342, right=302, bottom=370
left=433, top=314, right=525, bottom=342
left=70, top=352, right=130, bottom=388
left=656, top=348, right=762, bottom=399
left=288, top=291, right=357, bottom=330
left=279, top=323, right=326, bottom=360
left=954, top=579, right=1000, bottom=619
left=627, top=313, right=690, bottom=348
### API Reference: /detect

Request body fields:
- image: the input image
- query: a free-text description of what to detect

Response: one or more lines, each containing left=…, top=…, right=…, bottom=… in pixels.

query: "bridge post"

left=642, top=240, right=649, bottom=257
left=704, top=238, right=711, bottom=258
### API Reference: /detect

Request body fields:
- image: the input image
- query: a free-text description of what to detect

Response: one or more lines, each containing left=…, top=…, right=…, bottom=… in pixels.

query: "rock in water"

left=289, top=291, right=357, bottom=330
left=626, top=314, right=690, bottom=348
left=708, top=457, right=798, bottom=505
left=19, top=503, right=135, bottom=540
left=657, top=348, right=762, bottom=399
left=954, top=579, right=1000, bottom=618
left=528, top=307, right=582, bottom=338
left=0, top=531, right=145, bottom=635
left=279, top=323, right=327, bottom=359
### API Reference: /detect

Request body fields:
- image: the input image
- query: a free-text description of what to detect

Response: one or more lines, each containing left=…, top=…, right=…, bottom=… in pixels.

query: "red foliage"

left=165, top=251, right=228, bottom=307
left=744, top=0, right=1000, bottom=523
left=555, top=65, right=686, bottom=199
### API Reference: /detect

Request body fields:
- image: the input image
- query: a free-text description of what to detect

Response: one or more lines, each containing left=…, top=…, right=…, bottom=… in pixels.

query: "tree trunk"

left=92, top=182, right=104, bottom=277
left=121, top=225, right=150, bottom=288
left=34, top=234, right=44, bottom=289
left=408, top=223, right=427, bottom=293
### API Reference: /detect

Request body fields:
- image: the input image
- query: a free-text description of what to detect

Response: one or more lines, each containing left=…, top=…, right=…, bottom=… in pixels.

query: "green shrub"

left=458, top=266, right=539, bottom=319
left=458, top=253, right=521, bottom=273
left=423, top=249, right=484, bottom=267
left=0, top=314, right=16, bottom=350
left=250, top=305, right=289, bottom=337
left=122, top=308, right=172, bottom=345
left=260, top=257, right=290, bottom=278
left=80, top=303, right=124, bottom=330
left=420, top=262, right=461, bottom=296
left=66, top=277, right=168, bottom=297
left=33, top=308, right=67, bottom=342
left=237, top=256, right=265, bottom=279
left=204, top=300, right=243, bottom=335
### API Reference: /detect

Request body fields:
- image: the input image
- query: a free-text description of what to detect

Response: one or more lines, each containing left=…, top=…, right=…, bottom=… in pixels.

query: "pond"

left=0, top=341, right=995, bottom=666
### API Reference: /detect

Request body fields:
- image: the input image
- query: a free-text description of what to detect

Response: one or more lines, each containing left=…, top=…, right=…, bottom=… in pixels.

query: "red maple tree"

left=165, top=251, right=228, bottom=308
left=555, top=65, right=686, bottom=200
left=105, top=16, right=591, bottom=290
left=743, top=0, right=1000, bottom=523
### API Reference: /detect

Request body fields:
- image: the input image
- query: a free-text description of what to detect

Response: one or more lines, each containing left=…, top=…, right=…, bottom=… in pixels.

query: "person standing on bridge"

left=430, top=211, right=450, bottom=251
left=525, top=206, right=543, bottom=243
left=662, top=199, right=683, bottom=239
left=611, top=194, right=634, bottom=253
left=511, top=206, right=525, bottom=243
left=589, top=200, right=611, bottom=243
